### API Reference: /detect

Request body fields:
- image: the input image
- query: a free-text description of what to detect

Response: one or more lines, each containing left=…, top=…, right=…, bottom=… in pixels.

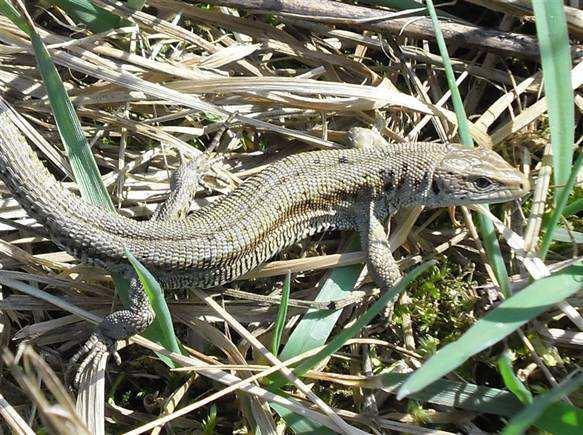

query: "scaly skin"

left=0, top=108, right=529, bottom=380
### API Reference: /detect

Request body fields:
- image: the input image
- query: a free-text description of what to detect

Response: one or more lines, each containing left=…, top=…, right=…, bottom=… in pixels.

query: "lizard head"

left=429, top=145, right=529, bottom=206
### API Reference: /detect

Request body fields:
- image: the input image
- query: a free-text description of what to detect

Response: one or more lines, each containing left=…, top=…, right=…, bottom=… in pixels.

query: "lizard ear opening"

left=431, top=179, right=441, bottom=195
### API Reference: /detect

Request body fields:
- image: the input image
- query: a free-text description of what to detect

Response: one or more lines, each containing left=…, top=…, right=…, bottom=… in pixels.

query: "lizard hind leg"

left=69, top=274, right=155, bottom=386
left=152, top=114, right=236, bottom=221
left=151, top=160, right=203, bottom=221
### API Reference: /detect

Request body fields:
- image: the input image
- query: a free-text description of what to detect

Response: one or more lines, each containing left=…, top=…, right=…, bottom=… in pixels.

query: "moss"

left=394, top=259, right=478, bottom=354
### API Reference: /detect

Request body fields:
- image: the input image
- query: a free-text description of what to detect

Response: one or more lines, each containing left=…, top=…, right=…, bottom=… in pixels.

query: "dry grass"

left=0, top=1, right=581, bottom=434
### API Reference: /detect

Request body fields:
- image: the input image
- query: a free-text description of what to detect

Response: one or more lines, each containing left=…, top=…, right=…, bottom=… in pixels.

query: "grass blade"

left=270, top=260, right=435, bottom=432
left=124, top=249, right=182, bottom=367
left=531, top=0, right=575, bottom=203
left=50, top=0, right=121, bottom=32
left=278, top=265, right=363, bottom=361
left=269, top=404, right=336, bottom=435
left=0, top=0, right=27, bottom=32
left=425, top=0, right=511, bottom=296
left=536, top=402, right=583, bottom=435
left=498, top=351, right=533, bottom=405
left=397, top=264, right=583, bottom=399
left=271, top=239, right=363, bottom=432
left=380, top=372, right=523, bottom=416
left=563, top=198, right=583, bottom=217
left=271, top=271, right=291, bottom=355
left=272, top=260, right=436, bottom=391
left=425, top=0, right=473, bottom=146
left=540, top=152, right=582, bottom=258
left=502, top=371, right=583, bottom=435
left=12, top=4, right=113, bottom=210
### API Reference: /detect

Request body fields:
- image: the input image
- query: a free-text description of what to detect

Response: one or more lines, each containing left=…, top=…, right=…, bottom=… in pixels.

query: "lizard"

left=0, top=107, right=529, bottom=382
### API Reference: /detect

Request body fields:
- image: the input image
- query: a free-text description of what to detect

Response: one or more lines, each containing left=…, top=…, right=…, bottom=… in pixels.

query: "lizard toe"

left=70, top=331, right=117, bottom=387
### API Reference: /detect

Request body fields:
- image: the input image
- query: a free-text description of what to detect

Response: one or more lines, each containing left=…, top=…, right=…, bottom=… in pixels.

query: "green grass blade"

left=540, top=152, right=582, bottom=258
left=269, top=403, right=336, bottom=435
left=50, top=0, right=121, bottom=32
left=1, top=2, right=112, bottom=209
left=536, top=402, right=583, bottom=435
left=379, top=372, right=523, bottom=416
left=272, top=260, right=435, bottom=392
left=425, top=0, right=473, bottom=146
left=562, top=198, right=583, bottom=217
left=269, top=238, right=363, bottom=432
left=270, top=260, right=435, bottom=432
left=397, top=264, right=583, bottom=399
left=531, top=0, right=575, bottom=203
left=476, top=214, right=511, bottom=296
left=31, top=36, right=114, bottom=209
left=502, top=371, right=583, bottom=435
left=271, top=271, right=291, bottom=355
left=425, top=0, right=510, bottom=296
left=0, top=0, right=28, bottom=32
left=126, top=0, right=146, bottom=10
left=278, top=238, right=363, bottom=362
left=356, top=0, right=426, bottom=9
left=18, top=15, right=114, bottom=209
left=124, top=249, right=182, bottom=367
left=498, top=351, right=533, bottom=405
left=356, top=0, right=456, bottom=18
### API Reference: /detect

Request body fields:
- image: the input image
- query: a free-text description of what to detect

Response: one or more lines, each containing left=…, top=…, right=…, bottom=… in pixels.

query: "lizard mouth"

left=508, top=175, right=530, bottom=198
left=477, top=176, right=530, bottom=203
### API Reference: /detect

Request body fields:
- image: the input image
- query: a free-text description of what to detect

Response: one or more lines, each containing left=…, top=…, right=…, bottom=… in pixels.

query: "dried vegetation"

left=0, top=1, right=581, bottom=434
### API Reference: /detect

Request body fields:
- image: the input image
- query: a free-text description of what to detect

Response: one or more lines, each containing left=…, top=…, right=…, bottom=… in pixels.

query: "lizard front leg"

left=152, top=116, right=235, bottom=221
left=356, top=199, right=401, bottom=292
left=70, top=273, right=154, bottom=385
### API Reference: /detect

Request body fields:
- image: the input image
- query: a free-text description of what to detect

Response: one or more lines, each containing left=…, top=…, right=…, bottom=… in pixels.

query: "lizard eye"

left=473, top=177, right=493, bottom=190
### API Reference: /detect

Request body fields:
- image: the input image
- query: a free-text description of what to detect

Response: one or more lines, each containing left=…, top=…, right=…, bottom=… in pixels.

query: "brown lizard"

left=0, top=108, right=529, bottom=381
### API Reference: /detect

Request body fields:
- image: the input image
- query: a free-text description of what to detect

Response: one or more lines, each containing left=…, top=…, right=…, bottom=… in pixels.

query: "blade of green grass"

left=536, top=402, right=583, bottom=435
left=13, top=4, right=113, bottom=210
left=271, top=259, right=435, bottom=432
left=279, top=271, right=363, bottom=361
left=540, top=152, right=582, bottom=258
left=502, top=371, right=583, bottom=435
left=397, top=263, right=583, bottom=399
left=271, top=239, right=363, bottom=432
left=531, top=0, right=575, bottom=204
left=272, top=260, right=436, bottom=391
left=498, top=351, right=533, bottom=405
left=425, top=0, right=511, bottom=296
left=124, top=250, right=182, bottom=367
left=0, top=0, right=27, bottom=32
left=562, top=198, right=583, bottom=217
left=269, top=404, right=336, bottom=435
left=356, top=0, right=457, bottom=18
left=50, top=0, right=121, bottom=32
left=271, top=271, right=291, bottom=355
left=379, top=372, right=524, bottom=416
left=425, top=1, right=473, bottom=146
left=3, top=3, right=180, bottom=367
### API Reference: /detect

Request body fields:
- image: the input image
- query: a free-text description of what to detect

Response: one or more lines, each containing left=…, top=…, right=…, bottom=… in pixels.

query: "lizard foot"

left=68, top=331, right=121, bottom=386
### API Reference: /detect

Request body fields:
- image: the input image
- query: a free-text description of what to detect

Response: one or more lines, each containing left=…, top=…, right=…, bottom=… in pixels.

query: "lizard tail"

left=0, top=105, right=136, bottom=265
left=0, top=107, right=78, bottom=228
